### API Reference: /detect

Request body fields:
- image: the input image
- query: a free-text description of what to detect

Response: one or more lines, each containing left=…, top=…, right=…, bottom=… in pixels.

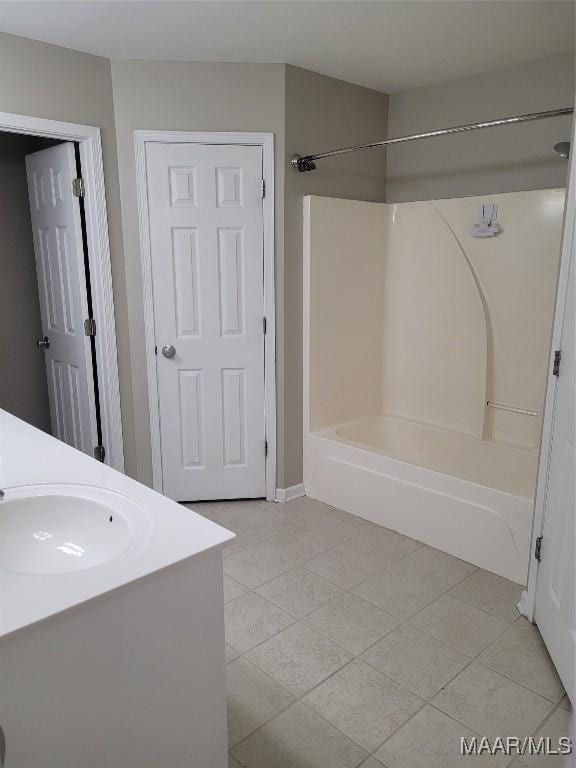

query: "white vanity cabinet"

left=0, top=410, right=233, bottom=768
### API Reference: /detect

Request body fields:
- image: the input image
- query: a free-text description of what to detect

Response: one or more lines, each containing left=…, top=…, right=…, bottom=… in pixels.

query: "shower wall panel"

left=305, top=196, right=387, bottom=432
left=307, top=190, right=564, bottom=452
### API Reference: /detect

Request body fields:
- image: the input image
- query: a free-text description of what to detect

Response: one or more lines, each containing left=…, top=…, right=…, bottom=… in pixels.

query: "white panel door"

left=25, top=143, right=98, bottom=455
left=534, top=247, right=575, bottom=703
left=146, top=143, right=266, bottom=500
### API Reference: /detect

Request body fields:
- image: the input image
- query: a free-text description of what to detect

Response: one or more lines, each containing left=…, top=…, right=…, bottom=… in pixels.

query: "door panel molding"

left=522, top=117, right=575, bottom=620
left=0, top=111, right=124, bottom=472
left=26, top=142, right=99, bottom=456
left=135, top=131, right=276, bottom=501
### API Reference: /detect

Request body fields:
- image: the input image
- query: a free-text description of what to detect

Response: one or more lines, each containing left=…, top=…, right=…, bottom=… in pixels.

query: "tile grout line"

left=225, top=530, right=433, bottom=659
left=226, top=511, right=512, bottom=756
left=469, top=659, right=566, bottom=707
left=441, top=588, right=527, bottom=625
left=218, top=499, right=555, bottom=765
left=227, top=657, right=300, bottom=752
left=232, top=596, right=545, bottom=758
left=362, top=630, right=552, bottom=763
left=404, top=648, right=560, bottom=761
left=228, top=566, right=493, bottom=758
left=403, top=595, right=513, bottom=659
left=224, top=525, right=373, bottom=589
left=314, top=621, right=561, bottom=761
left=331, top=557, right=487, bottom=664
left=226, top=544, right=380, bottom=596
left=349, top=564, right=514, bottom=758
left=229, top=582, right=417, bottom=758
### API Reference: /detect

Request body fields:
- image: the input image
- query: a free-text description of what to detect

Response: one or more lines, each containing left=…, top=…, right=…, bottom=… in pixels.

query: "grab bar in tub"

left=486, top=401, right=539, bottom=417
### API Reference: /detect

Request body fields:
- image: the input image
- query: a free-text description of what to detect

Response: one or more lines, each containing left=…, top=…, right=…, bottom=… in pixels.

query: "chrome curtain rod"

left=291, top=106, right=574, bottom=172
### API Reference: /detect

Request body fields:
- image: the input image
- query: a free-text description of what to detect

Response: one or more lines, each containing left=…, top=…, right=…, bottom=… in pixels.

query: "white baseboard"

left=275, top=484, right=305, bottom=503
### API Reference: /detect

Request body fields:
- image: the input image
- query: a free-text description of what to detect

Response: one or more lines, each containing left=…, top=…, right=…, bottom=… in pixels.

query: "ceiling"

left=0, top=1, right=572, bottom=93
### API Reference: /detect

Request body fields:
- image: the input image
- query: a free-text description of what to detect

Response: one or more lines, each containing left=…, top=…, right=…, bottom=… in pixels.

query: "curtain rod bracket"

left=291, top=107, right=574, bottom=172
left=291, top=153, right=317, bottom=172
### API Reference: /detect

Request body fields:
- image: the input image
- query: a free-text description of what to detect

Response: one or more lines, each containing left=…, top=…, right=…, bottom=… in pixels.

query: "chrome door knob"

left=36, top=336, right=50, bottom=349
left=162, top=344, right=176, bottom=359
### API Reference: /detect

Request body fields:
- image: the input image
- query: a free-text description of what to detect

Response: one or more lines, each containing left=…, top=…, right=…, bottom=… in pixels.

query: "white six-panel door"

left=534, top=246, right=575, bottom=702
left=25, top=143, right=98, bottom=455
left=146, top=143, right=266, bottom=501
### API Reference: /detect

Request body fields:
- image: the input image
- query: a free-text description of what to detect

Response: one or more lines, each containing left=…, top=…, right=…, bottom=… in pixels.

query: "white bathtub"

left=304, top=414, right=535, bottom=584
left=302, top=193, right=561, bottom=586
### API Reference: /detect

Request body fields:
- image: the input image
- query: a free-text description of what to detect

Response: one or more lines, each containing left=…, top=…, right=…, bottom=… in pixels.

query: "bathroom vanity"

left=0, top=410, right=234, bottom=768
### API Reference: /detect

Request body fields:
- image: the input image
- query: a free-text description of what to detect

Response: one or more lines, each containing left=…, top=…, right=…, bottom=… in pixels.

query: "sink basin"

left=0, top=489, right=132, bottom=574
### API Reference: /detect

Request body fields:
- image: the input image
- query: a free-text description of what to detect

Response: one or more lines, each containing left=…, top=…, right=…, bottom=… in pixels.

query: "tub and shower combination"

left=303, top=190, right=564, bottom=583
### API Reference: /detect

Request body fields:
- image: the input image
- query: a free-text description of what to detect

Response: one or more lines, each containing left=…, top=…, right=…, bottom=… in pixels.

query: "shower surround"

left=303, top=191, right=564, bottom=583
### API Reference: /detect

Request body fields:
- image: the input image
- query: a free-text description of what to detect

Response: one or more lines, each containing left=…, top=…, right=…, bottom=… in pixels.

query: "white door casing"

left=521, top=116, right=576, bottom=703
left=533, top=244, right=575, bottom=703
left=145, top=142, right=267, bottom=500
left=25, top=142, right=99, bottom=456
left=0, top=111, right=123, bottom=473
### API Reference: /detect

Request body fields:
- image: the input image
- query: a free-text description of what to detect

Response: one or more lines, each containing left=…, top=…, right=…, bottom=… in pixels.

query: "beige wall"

left=0, top=33, right=136, bottom=475
left=110, top=61, right=286, bottom=486
left=1, top=31, right=568, bottom=492
left=110, top=61, right=389, bottom=489
left=0, top=133, right=53, bottom=432
left=0, top=39, right=389, bottom=490
left=386, top=53, right=574, bottom=202
left=283, top=66, right=388, bottom=486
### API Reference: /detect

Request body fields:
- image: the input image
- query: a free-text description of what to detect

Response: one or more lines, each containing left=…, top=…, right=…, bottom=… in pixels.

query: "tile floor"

left=189, top=497, right=572, bottom=768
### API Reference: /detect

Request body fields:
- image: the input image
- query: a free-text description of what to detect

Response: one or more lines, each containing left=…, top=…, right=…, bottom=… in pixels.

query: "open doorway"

left=0, top=133, right=104, bottom=459
left=0, top=112, right=123, bottom=472
left=0, top=133, right=58, bottom=436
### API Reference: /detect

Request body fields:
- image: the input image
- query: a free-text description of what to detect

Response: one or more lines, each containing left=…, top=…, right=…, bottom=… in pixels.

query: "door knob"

left=36, top=336, right=50, bottom=349
left=162, top=344, right=176, bottom=359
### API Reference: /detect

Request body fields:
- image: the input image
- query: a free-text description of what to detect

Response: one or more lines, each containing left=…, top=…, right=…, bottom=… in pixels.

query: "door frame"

left=520, top=117, right=575, bottom=621
left=0, top=110, right=124, bottom=472
left=134, top=131, right=277, bottom=501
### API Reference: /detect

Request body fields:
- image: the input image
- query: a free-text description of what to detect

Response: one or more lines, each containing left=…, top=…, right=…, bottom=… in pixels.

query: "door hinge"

left=84, top=317, right=96, bottom=337
left=553, top=350, right=561, bottom=377
left=534, top=535, right=543, bottom=561
left=262, top=316, right=267, bottom=335
left=264, top=440, right=268, bottom=457
left=261, top=179, right=266, bottom=198
left=72, top=178, right=85, bottom=198
left=94, top=445, right=106, bottom=463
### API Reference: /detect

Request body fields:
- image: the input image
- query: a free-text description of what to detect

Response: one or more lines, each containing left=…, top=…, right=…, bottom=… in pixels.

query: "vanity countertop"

left=0, top=410, right=234, bottom=639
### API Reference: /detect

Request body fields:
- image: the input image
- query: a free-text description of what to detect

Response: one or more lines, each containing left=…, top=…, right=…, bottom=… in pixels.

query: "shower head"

left=554, top=141, right=571, bottom=159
